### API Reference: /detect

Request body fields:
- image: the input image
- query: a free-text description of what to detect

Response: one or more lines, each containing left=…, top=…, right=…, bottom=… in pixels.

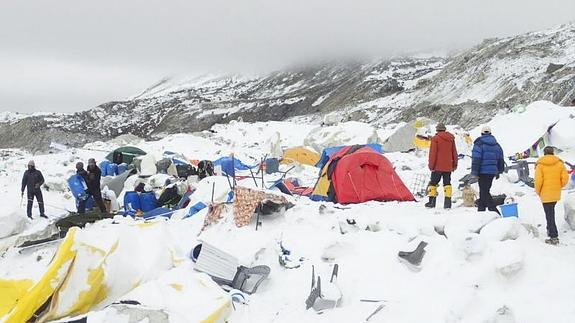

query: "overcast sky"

left=0, top=0, right=573, bottom=113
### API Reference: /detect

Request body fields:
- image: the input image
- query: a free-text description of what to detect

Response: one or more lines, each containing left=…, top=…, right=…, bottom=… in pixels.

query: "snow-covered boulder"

left=494, top=241, right=524, bottom=278
left=480, top=217, right=523, bottom=242
left=564, top=192, right=575, bottom=231
left=461, top=233, right=486, bottom=260
left=304, top=121, right=380, bottom=153
left=443, top=212, right=499, bottom=241
left=0, top=205, right=27, bottom=238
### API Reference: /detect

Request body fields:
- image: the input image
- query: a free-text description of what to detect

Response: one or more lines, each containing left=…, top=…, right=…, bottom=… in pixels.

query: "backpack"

left=112, top=151, right=124, bottom=165
left=197, top=160, right=215, bottom=180
left=176, top=164, right=197, bottom=179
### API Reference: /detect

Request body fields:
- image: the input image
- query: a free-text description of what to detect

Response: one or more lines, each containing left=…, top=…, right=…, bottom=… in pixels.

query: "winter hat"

left=76, top=161, right=84, bottom=170
left=436, top=123, right=446, bottom=131
left=88, top=158, right=96, bottom=166
left=544, top=146, right=555, bottom=155
left=481, top=126, right=491, bottom=134
left=28, top=160, right=35, bottom=167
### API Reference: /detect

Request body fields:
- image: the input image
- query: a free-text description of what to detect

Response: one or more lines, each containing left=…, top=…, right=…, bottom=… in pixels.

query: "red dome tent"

left=311, top=145, right=414, bottom=204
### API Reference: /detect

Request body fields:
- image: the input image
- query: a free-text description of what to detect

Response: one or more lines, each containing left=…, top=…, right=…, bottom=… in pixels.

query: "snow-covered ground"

left=1, top=101, right=575, bottom=323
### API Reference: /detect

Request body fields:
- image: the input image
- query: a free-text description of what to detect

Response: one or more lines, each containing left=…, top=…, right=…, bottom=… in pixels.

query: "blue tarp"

left=315, top=144, right=383, bottom=169
left=143, top=207, right=175, bottom=219
left=163, top=151, right=188, bottom=166
left=213, top=156, right=255, bottom=177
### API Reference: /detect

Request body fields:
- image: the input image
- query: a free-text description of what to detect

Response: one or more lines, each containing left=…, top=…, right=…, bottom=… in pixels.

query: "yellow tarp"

left=311, top=156, right=334, bottom=200
left=414, top=136, right=431, bottom=149
left=1, top=228, right=78, bottom=323
left=281, top=147, right=320, bottom=166
left=0, top=279, right=34, bottom=318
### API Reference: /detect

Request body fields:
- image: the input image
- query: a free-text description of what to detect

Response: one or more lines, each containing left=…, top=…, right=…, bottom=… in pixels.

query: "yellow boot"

left=444, top=185, right=453, bottom=209
left=425, top=185, right=438, bottom=208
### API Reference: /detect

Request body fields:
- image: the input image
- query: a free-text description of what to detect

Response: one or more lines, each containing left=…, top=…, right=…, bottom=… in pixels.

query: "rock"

left=546, top=63, right=565, bottom=74
left=494, top=241, right=524, bottom=277
left=564, top=193, right=575, bottom=230
left=480, top=217, right=522, bottom=242
left=493, top=305, right=516, bottom=323
left=0, top=207, right=28, bottom=239
left=444, top=212, right=499, bottom=241
left=462, top=233, right=486, bottom=260
left=521, top=223, right=539, bottom=238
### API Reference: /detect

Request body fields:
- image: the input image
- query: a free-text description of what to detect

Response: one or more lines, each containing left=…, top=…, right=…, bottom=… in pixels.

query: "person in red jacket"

left=425, top=123, right=458, bottom=208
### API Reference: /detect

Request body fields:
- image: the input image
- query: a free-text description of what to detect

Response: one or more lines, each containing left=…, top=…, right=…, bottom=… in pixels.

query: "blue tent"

left=213, top=156, right=255, bottom=177
left=315, top=144, right=383, bottom=169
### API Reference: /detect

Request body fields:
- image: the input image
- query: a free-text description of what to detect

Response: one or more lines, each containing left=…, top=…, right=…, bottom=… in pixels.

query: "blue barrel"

left=68, top=175, right=88, bottom=201
left=140, top=192, right=158, bottom=212
left=107, top=163, right=118, bottom=177
left=117, top=163, right=128, bottom=175
left=124, top=191, right=141, bottom=213
left=99, top=160, right=111, bottom=176
left=75, top=196, right=94, bottom=210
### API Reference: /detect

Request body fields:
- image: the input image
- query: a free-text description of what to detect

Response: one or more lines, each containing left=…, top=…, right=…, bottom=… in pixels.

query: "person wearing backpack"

left=534, top=146, right=569, bottom=245
left=425, top=123, right=458, bottom=209
left=471, top=126, right=505, bottom=214
left=21, top=160, right=48, bottom=219
left=76, top=159, right=107, bottom=214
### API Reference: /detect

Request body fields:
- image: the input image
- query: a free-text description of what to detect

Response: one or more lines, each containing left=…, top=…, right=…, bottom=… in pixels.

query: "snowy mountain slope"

left=1, top=22, right=574, bottom=152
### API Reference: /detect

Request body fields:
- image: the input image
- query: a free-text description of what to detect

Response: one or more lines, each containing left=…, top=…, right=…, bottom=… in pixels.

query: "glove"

left=495, top=174, right=500, bottom=180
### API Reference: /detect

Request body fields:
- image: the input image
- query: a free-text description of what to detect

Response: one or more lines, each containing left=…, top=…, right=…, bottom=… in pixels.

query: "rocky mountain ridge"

left=1, top=22, right=574, bottom=152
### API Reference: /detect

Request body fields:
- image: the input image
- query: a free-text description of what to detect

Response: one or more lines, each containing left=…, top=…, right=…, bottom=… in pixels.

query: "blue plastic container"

left=499, top=203, right=519, bottom=218
left=68, top=175, right=88, bottom=200
left=99, top=160, right=111, bottom=176
left=117, top=163, right=128, bottom=175
left=107, top=163, right=118, bottom=177
left=140, top=192, right=158, bottom=212
left=124, top=191, right=141, bottom=213
left=76, top=196, right=94, bottom=210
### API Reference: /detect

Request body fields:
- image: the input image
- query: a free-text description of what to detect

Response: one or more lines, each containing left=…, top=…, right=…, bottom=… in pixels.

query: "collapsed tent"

left=281, top=147, right=320, bottom=166
left=471, top=101, right=575, bottom=160
left=0, top=222, right=230, bottom=323
left=382, top=119, right=434, bottom=152
left=213, top=156, right=254, bottom=177
left=174, top=176, right=234, bottom=220
left=101, top=169, right=133, bottom=198
left=311, top=145, right=415, bottom=204
left=105, top=146, right=147, bottom=165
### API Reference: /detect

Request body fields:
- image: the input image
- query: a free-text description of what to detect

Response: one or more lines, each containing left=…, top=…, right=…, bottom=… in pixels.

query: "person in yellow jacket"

left=534, top=146, right=570, bottom=245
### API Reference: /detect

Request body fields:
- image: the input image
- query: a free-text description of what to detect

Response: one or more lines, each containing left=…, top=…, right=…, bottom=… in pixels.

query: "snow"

left=2, top=106, right=575, bottom=322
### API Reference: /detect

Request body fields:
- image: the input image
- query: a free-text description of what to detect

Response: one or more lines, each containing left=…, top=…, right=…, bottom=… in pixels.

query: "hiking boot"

left=425, top=197, right=436, bottom=208
left=398, top=241, right=428, bottom=270
left=545, top=237, right=559, bottom=245
left=444, top=197, right=452, bottom=209
left=40, top=214, right=48, bottom=219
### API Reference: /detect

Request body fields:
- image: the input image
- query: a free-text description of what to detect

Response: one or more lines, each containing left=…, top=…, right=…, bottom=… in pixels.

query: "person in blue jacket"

left=471, top=126, right=505, bottom=214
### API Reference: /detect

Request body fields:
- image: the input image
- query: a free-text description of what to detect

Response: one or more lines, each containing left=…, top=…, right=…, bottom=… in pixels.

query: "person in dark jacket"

left=426, top=123, right=458, bottom=208
left=471, top=126, right=505, bottom=214
left=76, top=160, right=107, bottom=214
left=21, top=160, right=47, bottom=219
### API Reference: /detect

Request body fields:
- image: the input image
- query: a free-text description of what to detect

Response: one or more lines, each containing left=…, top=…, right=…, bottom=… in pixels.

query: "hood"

left=435, top=131, right=454, bottom=142
left=537, top=155, right=563, bottom=167
left=475, top=134, right=498, bottom=146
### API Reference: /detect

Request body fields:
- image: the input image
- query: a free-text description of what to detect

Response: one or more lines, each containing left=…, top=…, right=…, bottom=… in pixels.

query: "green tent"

left=105, top=146, right=147, bottom=165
